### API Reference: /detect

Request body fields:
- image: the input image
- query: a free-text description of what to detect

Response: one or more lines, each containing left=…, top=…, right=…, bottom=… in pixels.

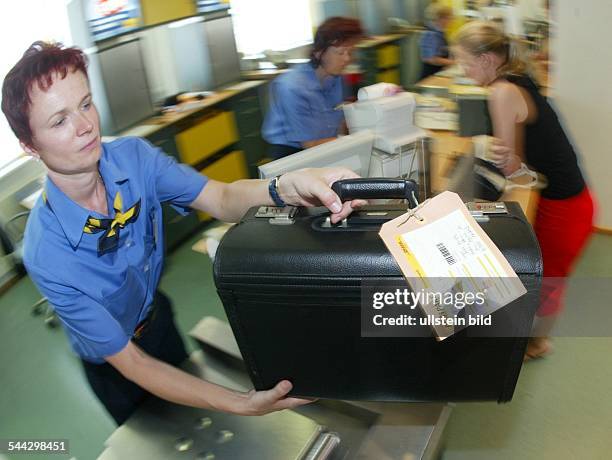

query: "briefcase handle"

left=331, top=178, right=419, bottom=207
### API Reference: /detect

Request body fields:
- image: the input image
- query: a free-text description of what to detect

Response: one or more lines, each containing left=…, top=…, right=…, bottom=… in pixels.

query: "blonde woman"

left=453, top=21, right=595, bottom=360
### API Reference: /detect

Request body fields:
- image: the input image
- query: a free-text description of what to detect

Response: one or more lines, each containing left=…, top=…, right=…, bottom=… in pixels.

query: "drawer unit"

left=357, top=38, right=404, bottom=88
left=226, top=88, right=268, bottom=177
left=377, top=68, right=401, bottom=85
left=176, top=111, right=238, bottom=165
left=377, top=44, right=401, bottom=68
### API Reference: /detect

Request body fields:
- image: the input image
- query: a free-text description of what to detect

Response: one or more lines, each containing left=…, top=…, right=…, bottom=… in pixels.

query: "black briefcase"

left=213, top=179, right=542, bottom=402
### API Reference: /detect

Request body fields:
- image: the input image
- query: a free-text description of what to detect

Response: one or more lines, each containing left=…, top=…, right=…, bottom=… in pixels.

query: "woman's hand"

left=278, top=167, right=367, bottom=223
left=488, top=137, right=522, bottom=175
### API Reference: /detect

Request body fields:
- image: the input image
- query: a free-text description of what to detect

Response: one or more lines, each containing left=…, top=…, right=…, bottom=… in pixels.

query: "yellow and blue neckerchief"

left=83, top=191, right=141, bottom=256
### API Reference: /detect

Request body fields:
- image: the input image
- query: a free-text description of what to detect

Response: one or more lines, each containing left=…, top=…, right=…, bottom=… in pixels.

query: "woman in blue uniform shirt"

left=419, top=5, right=455, bottom=79
left=262, top=17, right=364, bottom=159
left=1, top=41, right=363, bottom=425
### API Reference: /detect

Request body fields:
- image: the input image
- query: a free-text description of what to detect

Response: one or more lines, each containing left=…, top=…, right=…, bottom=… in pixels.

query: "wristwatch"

left=268, top=174, right=286, bottom=207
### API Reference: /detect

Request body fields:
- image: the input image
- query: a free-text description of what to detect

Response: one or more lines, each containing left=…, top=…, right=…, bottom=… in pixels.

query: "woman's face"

left=23, top=70, right=101, bottom=176
left=438, top=15, right=452, bottom=31
left=318, top=43, right=355, bottom=76
left=454, top=46, right=490, bottom=85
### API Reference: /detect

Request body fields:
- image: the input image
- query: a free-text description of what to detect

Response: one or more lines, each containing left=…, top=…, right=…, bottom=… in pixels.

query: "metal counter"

left=97, top=317, right=451, bottom=460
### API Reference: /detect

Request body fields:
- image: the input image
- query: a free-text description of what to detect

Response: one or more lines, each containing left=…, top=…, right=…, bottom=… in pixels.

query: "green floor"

left=1, top=231, right=611, bottom=460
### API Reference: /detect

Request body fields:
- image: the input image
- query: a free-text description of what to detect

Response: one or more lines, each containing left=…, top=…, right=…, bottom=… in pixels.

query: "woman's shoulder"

left=278, top=64, right=315, bottom=87
left=489, top=78, right=535, bottom=123
left=489, top=79, right=524, bottom=103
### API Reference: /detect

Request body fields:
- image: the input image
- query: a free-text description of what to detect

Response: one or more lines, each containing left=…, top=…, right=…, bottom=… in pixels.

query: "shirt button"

left=126, top=239, right=133, bottom=248
left=144, top=263, right=150, bottom=272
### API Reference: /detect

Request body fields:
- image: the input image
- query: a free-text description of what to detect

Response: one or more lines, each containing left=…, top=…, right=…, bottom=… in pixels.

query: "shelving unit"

left=123, top=80, right=269, bottom=250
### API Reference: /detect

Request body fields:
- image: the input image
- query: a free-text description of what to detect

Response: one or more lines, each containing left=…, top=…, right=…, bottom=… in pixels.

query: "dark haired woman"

left=263, top=17, right=364, bottom=159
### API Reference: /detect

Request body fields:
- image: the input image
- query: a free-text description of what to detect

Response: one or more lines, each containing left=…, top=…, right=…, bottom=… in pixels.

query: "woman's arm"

left=487, top=81, right=530, bottom=175
left=302, top=137, right=337, bottom=149
left=107, top=341, right=308, bottom=415
left=423, top=56, right=455, bottom=67
left=189, top=167, right=362, bottom=224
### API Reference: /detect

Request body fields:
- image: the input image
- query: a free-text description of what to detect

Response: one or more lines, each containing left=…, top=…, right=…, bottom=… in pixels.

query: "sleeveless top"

left=504, top=74, right=585, bottom=199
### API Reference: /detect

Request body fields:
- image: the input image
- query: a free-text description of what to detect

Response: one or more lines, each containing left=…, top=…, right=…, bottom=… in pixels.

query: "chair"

left=0, top=211, right=58, bottom=328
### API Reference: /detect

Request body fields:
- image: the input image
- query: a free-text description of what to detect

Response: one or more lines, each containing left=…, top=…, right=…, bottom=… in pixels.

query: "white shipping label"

left=399, top=209, right=519, bottom=308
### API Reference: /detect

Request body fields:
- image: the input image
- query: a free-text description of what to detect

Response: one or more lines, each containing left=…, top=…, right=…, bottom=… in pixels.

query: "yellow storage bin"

left=197, top=151, right=248, bottom=221
left=176, top=111, right=238, bottom=166
left=377, top=69, right=400, bottom=85
left=377, top=44, right=400, bottom=68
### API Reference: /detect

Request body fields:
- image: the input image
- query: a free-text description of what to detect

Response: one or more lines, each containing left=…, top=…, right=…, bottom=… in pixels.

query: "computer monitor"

left=258, top=131, right=375, bottom=179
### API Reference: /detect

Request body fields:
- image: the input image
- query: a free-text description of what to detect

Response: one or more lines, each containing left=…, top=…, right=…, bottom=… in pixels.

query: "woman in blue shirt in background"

left=263, top=17, right=364, bottom=159
left=419, top=5, right=455, bottom=79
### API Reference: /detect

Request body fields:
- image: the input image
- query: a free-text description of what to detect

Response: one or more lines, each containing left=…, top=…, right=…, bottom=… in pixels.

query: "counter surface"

left=119, top=80, right=268, bottom=139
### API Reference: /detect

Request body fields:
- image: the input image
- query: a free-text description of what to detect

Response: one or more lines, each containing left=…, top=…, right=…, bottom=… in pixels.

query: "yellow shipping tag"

left=379, top=191, right=527, bottom=340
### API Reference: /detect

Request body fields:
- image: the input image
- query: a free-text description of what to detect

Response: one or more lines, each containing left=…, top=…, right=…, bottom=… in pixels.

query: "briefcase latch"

left=466, top=202, right=508, bottom=222
left=321, top=216, right=348, bottom=228
left=255, top=206, right=298, bottom=225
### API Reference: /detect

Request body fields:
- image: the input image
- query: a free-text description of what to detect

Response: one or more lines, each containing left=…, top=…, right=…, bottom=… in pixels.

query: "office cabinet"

left=377, top=68, right=401, bottom=85
left=358, top=36, right=405, bottom=87
left=175, top=111, right=239, bottom=166
left=200, top=150, right=248, bottom=183
left=141, top=81, right=269, bottom=250
left=224, top=87, right=268, bottom=178
left=377, top=44, right=401, bottom=68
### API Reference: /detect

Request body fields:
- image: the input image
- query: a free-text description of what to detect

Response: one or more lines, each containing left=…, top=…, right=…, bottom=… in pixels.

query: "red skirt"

left=533, top=187, right=595, bottom=316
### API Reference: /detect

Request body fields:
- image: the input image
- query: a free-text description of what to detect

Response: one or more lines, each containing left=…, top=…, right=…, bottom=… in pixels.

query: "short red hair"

left=1, top=41, right=89, bottom=147
left=310, top=17, right=364, bottom=67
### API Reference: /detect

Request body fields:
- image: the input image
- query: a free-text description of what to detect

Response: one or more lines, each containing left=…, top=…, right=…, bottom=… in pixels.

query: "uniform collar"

left=300, top=63, right=338, bottom=92
left=43, top=144, right=130, bottom=249
left=426, top=22, right=443, bottom=34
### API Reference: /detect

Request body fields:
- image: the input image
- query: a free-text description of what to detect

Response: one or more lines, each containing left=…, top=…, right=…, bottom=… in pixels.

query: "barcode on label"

left=436, top=243, right=456, bottom=265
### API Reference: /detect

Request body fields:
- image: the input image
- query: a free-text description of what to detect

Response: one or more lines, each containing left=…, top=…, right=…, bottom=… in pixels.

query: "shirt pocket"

left=103, top=266, right=147, bottom=336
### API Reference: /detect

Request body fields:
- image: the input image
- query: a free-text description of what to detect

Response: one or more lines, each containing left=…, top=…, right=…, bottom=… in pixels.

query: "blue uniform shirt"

left=262, top=63, right=345, bottom=148
left=420, top=24, right=449, bottom=61
left=23, top=137, right=207, bottom=363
